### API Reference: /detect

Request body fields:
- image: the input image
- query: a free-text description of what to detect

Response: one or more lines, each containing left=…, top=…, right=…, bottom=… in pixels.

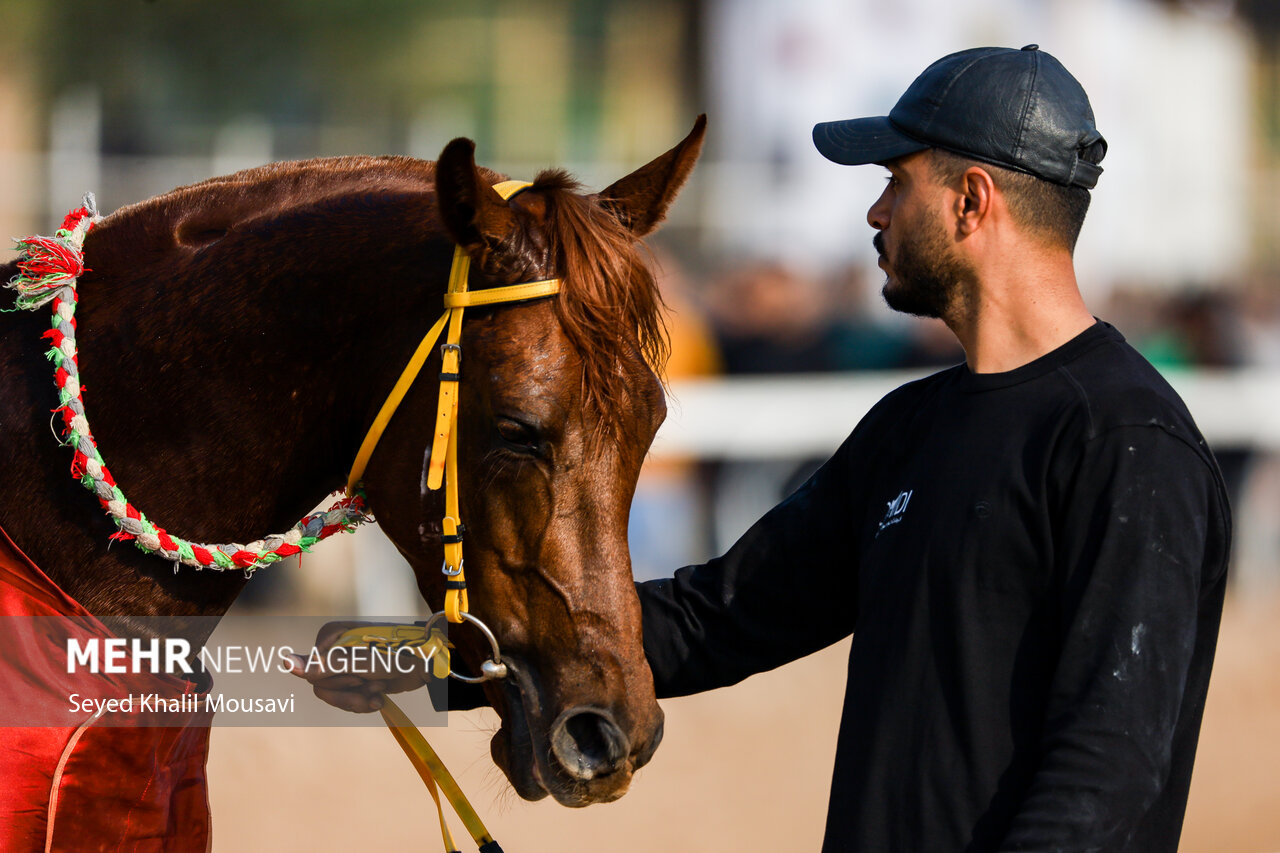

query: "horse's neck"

left=0, top=239, right=450, bottom=642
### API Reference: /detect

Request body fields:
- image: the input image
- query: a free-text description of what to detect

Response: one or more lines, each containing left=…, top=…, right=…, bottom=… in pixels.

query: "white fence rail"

left=652, top=370, right=1280, bottom=460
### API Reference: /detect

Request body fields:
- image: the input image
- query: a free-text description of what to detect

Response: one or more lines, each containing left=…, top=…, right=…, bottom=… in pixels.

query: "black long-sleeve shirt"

left=637, top=321, right=1231, bottom=852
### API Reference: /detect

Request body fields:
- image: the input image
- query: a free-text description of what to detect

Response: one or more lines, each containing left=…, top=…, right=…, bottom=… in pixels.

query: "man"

left=296, top=45, right=1229, bottom=851
left=635, top=46, right=1230, bottom=851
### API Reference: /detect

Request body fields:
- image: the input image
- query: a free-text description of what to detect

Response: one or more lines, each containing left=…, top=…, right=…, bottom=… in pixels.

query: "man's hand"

left=284, top=621, right=435, bottom=714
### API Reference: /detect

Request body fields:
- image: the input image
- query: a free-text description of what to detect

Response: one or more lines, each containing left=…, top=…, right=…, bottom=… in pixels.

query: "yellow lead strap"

left=381, top=697, right=502, bottom=853
left=335, top=629, right=500, bottom=852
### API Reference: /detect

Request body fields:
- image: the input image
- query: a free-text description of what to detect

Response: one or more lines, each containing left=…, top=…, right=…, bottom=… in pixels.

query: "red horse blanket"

left=0, top=526, right=212, bottom=853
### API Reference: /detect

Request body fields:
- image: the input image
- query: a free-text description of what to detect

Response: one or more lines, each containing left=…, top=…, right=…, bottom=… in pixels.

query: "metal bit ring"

left=423, top=609, right=508, bottom=683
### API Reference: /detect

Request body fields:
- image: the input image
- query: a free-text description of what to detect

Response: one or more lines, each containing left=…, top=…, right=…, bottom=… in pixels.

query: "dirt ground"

left=208, top=592, right=1280, bottom=852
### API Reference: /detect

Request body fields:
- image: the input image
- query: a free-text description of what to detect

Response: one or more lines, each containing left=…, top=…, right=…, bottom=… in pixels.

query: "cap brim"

left=813, top=116, right=929, bottom=166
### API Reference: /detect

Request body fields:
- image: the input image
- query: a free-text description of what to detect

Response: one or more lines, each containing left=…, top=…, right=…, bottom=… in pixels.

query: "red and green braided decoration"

left=6, top=197, right=370, bottom=573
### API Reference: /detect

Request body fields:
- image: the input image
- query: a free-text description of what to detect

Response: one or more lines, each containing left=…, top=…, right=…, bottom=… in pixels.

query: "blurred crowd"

left=658, top=254, right=1280, bottom=377
left=626, top=252, right=1280, bottom=593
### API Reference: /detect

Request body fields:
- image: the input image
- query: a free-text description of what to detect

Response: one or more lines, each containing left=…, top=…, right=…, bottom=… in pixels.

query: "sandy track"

left=208, top=593, right=1280, bottom=852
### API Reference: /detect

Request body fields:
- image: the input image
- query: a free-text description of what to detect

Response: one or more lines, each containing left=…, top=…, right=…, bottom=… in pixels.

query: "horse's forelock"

left=528, top=170, right=670, bottom=440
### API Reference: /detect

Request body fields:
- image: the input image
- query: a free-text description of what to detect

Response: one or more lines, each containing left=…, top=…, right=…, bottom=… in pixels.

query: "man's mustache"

left=873, top=232, right=885, bottom=257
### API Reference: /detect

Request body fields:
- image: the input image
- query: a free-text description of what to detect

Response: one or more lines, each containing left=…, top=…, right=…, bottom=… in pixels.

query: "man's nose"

left=867, top=189, right=890, bottom=231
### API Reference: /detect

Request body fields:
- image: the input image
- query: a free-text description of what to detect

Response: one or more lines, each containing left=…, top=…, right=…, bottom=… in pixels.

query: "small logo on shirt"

left=877, top=489, right=913, bottom=536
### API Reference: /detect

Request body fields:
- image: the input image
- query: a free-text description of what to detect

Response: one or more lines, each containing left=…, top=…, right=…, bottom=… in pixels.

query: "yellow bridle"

left=345, top=179, right=561, bottom=625
left=338, top=179, right=562, bottom=853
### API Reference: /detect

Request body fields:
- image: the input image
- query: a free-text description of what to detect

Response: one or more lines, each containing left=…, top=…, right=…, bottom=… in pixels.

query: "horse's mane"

left=527, top=169, right=670, bottom=437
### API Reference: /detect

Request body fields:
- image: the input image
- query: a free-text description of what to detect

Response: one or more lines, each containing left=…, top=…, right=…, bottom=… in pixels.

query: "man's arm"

left=637, top=435, right=866, bottom=698
left=442, top=435, right=866, bottom=710
left=999, top=426, right=1230, bottom=851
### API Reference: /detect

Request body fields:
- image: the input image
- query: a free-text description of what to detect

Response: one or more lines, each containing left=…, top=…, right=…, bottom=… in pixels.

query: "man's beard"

left=876, top=219, right=972, bottom=321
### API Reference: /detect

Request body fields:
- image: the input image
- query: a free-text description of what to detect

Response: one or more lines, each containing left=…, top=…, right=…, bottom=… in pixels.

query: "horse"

left=0, top=115, right=707, bottom=848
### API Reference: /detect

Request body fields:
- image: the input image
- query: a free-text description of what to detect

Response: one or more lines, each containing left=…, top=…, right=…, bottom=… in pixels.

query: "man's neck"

left=947, top=249, right=1095, bottom=374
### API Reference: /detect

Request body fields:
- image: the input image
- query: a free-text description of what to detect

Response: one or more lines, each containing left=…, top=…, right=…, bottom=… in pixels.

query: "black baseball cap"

left=813, top=45, right=1107, bottom=189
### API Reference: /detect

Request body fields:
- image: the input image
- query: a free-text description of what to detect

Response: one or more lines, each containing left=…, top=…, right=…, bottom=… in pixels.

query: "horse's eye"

left=495, top=418, right=541, bottom=454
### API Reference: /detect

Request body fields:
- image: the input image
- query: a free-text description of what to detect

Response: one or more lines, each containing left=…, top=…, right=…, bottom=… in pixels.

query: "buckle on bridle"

left=441, top=558, right=463, bottom=578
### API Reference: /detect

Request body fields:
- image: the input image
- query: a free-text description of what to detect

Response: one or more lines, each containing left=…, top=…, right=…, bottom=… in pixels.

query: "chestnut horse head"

left=0, top=117, right=706, bottom=808
left=369, top=121, right=707, bottom=805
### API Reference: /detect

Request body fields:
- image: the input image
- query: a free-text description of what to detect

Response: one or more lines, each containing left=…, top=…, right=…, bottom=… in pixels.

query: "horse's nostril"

left=550, top=708, right=630, bottom=781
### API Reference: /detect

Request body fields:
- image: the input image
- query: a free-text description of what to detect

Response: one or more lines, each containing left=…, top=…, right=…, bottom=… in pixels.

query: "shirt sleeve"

left=636, top=433, right=865, bottom=698
left=999, top=425, right=1230, bottom=851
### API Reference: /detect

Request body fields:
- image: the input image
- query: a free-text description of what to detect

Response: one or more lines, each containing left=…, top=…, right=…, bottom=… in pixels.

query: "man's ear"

left=597, top=115, right=707, bottom=237
left=435, top=137, right=516, bottom=251
left=957, top=165, right=995, bottom=236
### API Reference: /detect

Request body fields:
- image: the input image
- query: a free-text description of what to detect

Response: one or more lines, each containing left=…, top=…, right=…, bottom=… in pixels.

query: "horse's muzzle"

left=492, top=656, right=663, bottom=807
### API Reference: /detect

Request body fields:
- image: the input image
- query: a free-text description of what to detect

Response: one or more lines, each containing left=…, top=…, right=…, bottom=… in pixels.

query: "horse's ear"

left=598, top=114, right=707, bottom=238
left=435, top=137, right=514, bottom=250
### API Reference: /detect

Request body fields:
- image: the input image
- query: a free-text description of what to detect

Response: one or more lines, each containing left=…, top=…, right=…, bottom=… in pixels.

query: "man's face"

left=866, top=152, right=972, bottom=321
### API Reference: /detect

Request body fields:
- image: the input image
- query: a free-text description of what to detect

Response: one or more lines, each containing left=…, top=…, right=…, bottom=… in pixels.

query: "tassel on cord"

left=6, top=199, right=96, bottom=311
left=8, top=233, right=90, bottom=310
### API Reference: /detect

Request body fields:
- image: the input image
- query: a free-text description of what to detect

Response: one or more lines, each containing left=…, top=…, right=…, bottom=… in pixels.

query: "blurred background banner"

left=3, top=0, right=1279, bottom=850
